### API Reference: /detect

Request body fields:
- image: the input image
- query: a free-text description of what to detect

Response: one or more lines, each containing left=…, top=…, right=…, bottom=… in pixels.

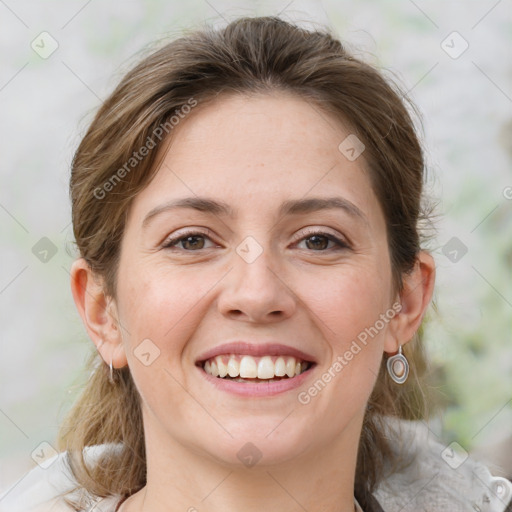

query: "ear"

left=383, top=251, right=436, bottom=353
left=70, top=258, right=128, bottom=369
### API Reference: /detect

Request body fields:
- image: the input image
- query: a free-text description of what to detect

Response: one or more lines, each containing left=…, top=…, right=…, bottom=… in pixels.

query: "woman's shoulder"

left=0, top=444, right=122, bottom=512
left=374, top=417, right=512, bottom=512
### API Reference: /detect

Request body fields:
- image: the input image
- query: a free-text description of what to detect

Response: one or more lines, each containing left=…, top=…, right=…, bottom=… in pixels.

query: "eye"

left=162, top=230, right=217, bottom=251
left=295, top=229, right=350, bottom=252
left=161, top=228, right=350, bottom=253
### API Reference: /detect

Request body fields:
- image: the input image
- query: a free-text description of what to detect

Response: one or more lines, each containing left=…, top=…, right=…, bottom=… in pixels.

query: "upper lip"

left=195, top=341, right=317, bottom=365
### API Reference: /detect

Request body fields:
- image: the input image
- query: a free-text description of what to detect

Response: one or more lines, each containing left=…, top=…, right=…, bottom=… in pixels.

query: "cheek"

left=306, top=263, right=392, bottom=345
left=301, top=262, right=390, bottom=404
left=116, top=268, right=201, bottom=414
left=117, top=262, right=222, bottom=355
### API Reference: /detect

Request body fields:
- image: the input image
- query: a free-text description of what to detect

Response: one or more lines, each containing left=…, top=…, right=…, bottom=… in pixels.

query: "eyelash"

left=161, top=228, right=350, bottom=253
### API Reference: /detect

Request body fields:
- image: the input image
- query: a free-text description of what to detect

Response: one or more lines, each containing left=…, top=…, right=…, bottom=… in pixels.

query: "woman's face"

left=114, top=92, right=398, bottom=467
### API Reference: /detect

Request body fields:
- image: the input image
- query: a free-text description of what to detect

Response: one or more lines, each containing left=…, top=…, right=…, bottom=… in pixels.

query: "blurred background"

left=1, top=0, right=511, bottom=493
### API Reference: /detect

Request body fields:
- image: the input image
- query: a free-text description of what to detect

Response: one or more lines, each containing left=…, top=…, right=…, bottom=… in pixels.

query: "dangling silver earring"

left=109, top=355, right=115, bottom=384
left=386, top=345, right=409, bottom=384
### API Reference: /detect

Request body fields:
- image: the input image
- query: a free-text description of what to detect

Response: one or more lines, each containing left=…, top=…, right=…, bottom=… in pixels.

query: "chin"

left=200, top=424, right=312, bottom=469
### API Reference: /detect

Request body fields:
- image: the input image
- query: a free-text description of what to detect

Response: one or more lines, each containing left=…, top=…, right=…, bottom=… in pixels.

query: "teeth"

left=227, top=357, right=239, bottom=378
left=217, top=357, right=228, bottom=378
left=274, top=357, right=286, bottom=376
left=285, top=357, right=296, bottom=378
left=257, top=356, right=275, bottom=379
left=203, top=354, right=311, bottom=379
left=240, top=356, right=258, bottom=378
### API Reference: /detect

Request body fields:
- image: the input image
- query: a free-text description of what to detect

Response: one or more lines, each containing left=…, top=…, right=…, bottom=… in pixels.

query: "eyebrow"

left=141, top=196, right=367, bottom=228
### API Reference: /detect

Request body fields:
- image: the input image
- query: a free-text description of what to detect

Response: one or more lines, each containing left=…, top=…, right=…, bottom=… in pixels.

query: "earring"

left=386, top=345, right=409, bottom=384
left=109, top=355, right=115, bottom=384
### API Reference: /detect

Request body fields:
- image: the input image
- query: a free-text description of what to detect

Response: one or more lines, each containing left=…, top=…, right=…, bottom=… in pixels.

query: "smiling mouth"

left=197, top=354, right=315, bottom=383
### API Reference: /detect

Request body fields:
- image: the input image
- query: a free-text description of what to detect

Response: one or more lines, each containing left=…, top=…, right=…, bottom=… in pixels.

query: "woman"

left=1, top=15, right=510, bottom=512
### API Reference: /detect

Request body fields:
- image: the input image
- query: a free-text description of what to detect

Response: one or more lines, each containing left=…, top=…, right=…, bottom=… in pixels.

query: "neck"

left=121, top=409, right=363, bottom=512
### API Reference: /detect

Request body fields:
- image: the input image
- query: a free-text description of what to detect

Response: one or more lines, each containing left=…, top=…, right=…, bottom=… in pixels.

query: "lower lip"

left=196, top=364, right=316, bottom=397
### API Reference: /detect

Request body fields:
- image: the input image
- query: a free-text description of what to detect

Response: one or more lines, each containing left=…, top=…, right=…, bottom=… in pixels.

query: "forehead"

left=128, top=92, right=383, bottom=225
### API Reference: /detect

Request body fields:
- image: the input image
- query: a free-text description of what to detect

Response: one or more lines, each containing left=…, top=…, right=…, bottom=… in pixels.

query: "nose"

left=217, top=243, right=297, bottom=324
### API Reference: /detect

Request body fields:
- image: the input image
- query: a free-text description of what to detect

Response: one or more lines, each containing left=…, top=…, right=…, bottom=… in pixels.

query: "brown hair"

left=58, top=16, right=435, bottom=511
